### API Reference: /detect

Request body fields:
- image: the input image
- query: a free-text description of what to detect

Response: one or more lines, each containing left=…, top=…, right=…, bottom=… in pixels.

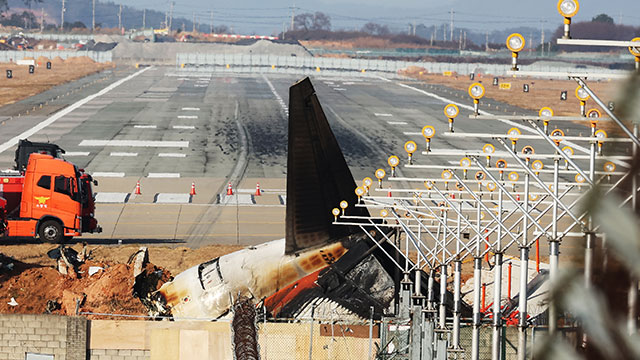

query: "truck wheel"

left=39, top=220, right=63, bottom=243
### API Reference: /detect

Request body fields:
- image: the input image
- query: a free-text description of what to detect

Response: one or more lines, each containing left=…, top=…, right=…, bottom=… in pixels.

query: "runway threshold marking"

left=79, top=140, right=188, bottom=148
left=0, top=67, right=152, bottom=155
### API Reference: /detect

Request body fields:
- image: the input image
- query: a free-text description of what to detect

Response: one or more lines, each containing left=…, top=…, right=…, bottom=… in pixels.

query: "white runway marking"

left=194, top=84, right=208, bottom=88
left=0, top=67, right=152, bottom=155
left=218, top=194, right=256, bottom=205
left=79, top=140, right=188, bottom=148
left=155, top=193, right=191, bottom=204
left=147, top=172, right=181, bottom=178
left=334, top=88, right=346, bottom=91
left=92, top=172, right=125, bottom=178
left=134, top=125, right=157, bottom=129
left=375, top=113, right=393, bottom=117
left=95, top=192, right=130, bottom=203
left=387, top=121, right=408, bottom=125
left=262, top=75, right=289, bottom=117
left=181, top=107, right=200, bottom=111
left=64, top=152, right=90, bottom=156
left=178, top=115, right=198, bottom=119
left=173, top=125, right=196, bottom=130
left=158, top=153, right=186, bottom=158
left=109, top=152, right=138, bottom=157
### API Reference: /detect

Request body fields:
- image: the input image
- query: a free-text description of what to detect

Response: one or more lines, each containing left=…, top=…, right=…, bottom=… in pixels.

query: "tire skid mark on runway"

left=186, top=98, right=252, bottom=245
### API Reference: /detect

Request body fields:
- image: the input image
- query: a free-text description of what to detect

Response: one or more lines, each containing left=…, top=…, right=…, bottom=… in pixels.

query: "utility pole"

left=143, top=9, right=146, bottom=29
left=290, top=1, right=295, bottom=31
left=541, top=21, right=545, bottom=56
left=282, top=22, right=286, bottom=40
left=60, top=0, right=65, bottom=31
left=92, top=0, right=95, bottom=31
left=192, top=12, right=196, bottom=32
left=463, top=31, right=467, bottom=49
left=430, top=30, right=434, bottom=46
left=210, top=10, right=213, bottom=33
left=40, top=8, right=44, bottom=32
left=118, top=4, right=122, bottom=31
left=168, top=1, right=174, bottom=32
left=459, top=29, right=462, bottom=50
left=449, top=9, right=454, bottom=42
left=485, top=31, right=489, bottom=52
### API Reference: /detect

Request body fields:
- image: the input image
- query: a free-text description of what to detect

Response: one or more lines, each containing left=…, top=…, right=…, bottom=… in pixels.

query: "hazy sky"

left=111, top=0, right=640, bottom=35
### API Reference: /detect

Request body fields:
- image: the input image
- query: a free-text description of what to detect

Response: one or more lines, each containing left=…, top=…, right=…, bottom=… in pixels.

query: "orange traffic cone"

left=516, top=194, right=521, bottom=201
left=255, top=183, right=261, bottom=196
left=135, top=181, right=141, bottom=195
left=226, top=182, right=233, bottom=195
left=190, top=182, right=196, bottom=196
left=387, top=187, right=392, bottom=197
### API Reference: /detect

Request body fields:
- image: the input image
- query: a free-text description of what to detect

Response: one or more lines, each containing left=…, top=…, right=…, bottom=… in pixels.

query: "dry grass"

left=0, top=56, right=114, bottom=107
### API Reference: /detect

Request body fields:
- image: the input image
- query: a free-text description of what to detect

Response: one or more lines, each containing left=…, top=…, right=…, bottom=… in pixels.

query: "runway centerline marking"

left=181, top=107, right=200, bottom=111
left=159, top=153, right=186, bottom=158
left=92, top=172, right=125, bottom=178
left=173, top=125, right=196, bottom=130
left=148, top=173, right=181, bottom=178
left=178, top=115, right=198, bottom=119
left=134, top=125, right=157, bottom=129
left=110, top=152, right=138, bottom=157
left=79, top=140, right=189, bottom=148
left=0, top=66, right=152, bottom=155
left=64, top=152, right=90, bottom=156
left=375, top=113, right=393, bottom=117
left=387, top=121, right=408, bottom=125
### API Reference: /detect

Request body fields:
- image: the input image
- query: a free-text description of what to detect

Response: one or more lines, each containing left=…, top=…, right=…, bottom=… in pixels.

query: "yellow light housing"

left=468, top=83, right=485, bottom=100
left=506, top=33, right=526, bottom=52
left=557, top=0, right=579, bottom=18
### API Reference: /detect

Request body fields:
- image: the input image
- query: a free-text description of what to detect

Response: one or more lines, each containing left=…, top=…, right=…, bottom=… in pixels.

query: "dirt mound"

left=52, top=56, right=65, bottom=64
left=0, top=252, right=171, bottom=319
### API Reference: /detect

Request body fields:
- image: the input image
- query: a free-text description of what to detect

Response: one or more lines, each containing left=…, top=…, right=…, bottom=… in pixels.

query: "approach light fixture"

left=468, top=83, right=485, bottom=115
left=506, top=33, right=526, bottom=70
left=444, top=104, right=459, bottom=132
left=557, top=0, right=579, bottom=39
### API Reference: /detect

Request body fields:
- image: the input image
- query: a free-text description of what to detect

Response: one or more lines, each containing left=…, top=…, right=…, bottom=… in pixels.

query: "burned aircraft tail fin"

left=285, top=77, right=370, bottom=255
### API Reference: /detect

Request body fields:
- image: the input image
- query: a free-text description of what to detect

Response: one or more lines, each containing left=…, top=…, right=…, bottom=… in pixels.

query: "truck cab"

left=1, top=153, right=100, bottom=242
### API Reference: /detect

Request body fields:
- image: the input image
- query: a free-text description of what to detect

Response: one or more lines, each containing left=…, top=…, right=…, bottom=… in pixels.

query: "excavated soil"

left=0, top=244, right=242, bottom=318
left=0, top=56, right=114, bottom=107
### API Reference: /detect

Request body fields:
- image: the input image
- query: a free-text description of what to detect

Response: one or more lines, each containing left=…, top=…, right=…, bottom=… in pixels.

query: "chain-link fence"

left=258, top=318, right=380, bottom=360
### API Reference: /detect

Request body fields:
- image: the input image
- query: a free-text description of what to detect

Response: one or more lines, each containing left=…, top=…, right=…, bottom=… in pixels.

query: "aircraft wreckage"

left=146, top=77, right=471, bottom=321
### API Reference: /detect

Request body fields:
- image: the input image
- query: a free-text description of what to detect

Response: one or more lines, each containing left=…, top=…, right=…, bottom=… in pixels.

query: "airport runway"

left=0, top=66, right=598, bottom=253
